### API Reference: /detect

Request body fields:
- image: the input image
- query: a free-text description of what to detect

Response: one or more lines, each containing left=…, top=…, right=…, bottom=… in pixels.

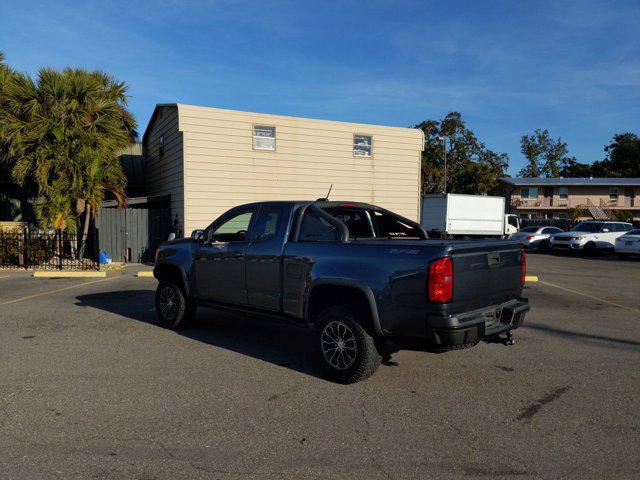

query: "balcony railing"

left=512, top=197, right=637, bottom=208
left=512, top=195, right=637, bottom=209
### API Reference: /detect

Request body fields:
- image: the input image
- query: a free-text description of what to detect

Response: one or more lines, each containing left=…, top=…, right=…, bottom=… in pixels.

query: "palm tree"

left=0, top=62, right=137, bottom=260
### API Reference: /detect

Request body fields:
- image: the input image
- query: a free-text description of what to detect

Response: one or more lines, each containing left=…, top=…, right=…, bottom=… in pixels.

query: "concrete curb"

left=33, top=271, right=107, bottom=278
left=525, top=275, right=539, bottom=282
left=136, top=271, right=154, bottom=278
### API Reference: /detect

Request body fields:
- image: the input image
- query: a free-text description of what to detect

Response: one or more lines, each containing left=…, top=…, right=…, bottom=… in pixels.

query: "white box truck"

left=421, top=194, right=519, bottom=238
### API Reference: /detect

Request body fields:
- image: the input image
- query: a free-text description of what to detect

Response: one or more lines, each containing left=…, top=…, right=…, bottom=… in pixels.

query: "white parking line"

left=538, top=280, right=640, bottom=315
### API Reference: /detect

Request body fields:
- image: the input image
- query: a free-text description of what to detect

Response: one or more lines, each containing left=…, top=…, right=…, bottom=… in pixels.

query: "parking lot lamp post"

left=438, top=136, right=447, bottom=193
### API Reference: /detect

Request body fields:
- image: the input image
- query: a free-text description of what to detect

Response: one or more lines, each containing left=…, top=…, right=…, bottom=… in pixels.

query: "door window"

left=602, top=223, right=614, bottom=233
left=253, top=206, right=282, bottom=241
left=208, top=212, right=253, bottom=242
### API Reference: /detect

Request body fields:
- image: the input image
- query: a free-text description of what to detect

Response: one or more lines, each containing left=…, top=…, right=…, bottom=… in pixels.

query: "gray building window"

left=520, top=187, right=538, bottom=200
left=158, top=134, right=165, bottom=158
left=253, top=125, right=276, bottom=151
left=609, top=187, right=618, bottom=200
left=353, top=134, right=372, bottom=157
left=559, top=187, right=568, bottom=199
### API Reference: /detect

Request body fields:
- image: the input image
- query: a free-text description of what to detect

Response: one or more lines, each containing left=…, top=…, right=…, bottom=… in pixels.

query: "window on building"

left=158, top=134, right=165, bottom=158
left=559, top=187, right=568, bottom=199
left=558, top=213, right=568, bottom=220
left=353, top=135, right=372, bottom=157
left=253, top=125, right=276, bottom=151
left=520, top=187, right=538, bottom=200
left=609, top=187, right=618, bottom=201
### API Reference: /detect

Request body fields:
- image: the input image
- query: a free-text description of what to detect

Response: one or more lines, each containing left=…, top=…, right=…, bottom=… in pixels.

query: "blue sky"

left=1, top=0, right=638, bottom=174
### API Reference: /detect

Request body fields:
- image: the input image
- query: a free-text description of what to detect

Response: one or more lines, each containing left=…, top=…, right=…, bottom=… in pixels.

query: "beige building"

left=142, top=104, right=424, bottom=236
left=498, top=177, right=640, bottom=221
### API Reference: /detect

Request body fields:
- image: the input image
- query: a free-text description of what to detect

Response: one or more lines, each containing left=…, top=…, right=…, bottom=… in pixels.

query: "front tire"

left=313, top=306, right=381, bottom=384
left=155, top=281, right=196, bottom=329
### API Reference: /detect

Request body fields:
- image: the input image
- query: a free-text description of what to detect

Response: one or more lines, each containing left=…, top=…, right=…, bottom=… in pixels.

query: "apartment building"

left=498, top=177, right=640, bottom=221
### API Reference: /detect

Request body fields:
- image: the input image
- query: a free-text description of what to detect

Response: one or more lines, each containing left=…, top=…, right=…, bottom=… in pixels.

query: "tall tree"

left=591, top=133, right=640, bottom=177
left=518, top=128, right=572, bottom=178
left=415, top=112, right=509, bottom=194
left=0, top=63, right=137, bottom=258
left=558, top=158, right=592, bottom=177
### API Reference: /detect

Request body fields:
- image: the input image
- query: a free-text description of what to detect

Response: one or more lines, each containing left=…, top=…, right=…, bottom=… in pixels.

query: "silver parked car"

left=614, top=228, right=640, bottom=258
left=510, top=226, right=564, bottom=251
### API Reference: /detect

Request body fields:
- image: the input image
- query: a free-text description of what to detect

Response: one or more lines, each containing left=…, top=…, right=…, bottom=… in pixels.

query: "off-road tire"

left=155, top=281, right=196, bottom=330
left=313, top=305, right=381, bottom=384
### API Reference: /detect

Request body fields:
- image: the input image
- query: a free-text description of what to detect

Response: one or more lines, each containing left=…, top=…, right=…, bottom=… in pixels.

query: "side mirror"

left=191, top=229, right=205, bottom=241
left=602, top=228, right=609, bottom=233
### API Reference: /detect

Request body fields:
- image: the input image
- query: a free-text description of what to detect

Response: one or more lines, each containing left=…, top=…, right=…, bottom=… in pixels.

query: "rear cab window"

left=296, top=204, right=423, bottom=241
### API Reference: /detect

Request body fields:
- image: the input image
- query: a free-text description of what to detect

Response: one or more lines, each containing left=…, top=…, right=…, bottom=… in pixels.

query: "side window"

left=298, top=212, right=342, bottom=242
left=542, top=228, right=553, bottom=234
left=602, top=223, right=614, bottom=232
left=209, top=211, right=253, bottom=242
left=253, top=206, right=282, bottom=241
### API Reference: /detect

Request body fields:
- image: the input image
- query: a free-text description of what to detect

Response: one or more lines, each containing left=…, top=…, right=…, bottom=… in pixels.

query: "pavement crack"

left=516, top=386, right=571, bottom=421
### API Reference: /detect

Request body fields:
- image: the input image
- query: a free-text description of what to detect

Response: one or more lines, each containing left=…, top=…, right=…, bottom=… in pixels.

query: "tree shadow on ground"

left=75, top=289, right=320, bottom=378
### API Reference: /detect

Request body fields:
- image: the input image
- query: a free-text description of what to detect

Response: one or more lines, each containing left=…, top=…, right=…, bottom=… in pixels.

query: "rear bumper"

left=425, top=298, right=530, bottom=348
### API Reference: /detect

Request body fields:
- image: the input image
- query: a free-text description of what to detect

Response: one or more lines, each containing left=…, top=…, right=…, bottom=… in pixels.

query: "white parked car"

left=510, top=226, right=564, bottom=251
left=550, top=221, right=634, bottom=253
left=615, top=229, right=640, bottom=258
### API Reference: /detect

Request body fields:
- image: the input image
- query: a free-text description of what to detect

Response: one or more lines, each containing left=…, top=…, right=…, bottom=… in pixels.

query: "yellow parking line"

left=0, top=277, right=115, bottom=307
left=525, top=275, right=539, bottom=282
left=538, top=280, right=640, bottom=315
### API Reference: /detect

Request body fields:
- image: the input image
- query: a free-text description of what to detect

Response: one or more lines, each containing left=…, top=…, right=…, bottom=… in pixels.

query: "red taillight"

left=526, top=235, right=534, bottom=240
left=428, top=257, right=453, bottom=303
left=521, top=251, right=527, bottom=287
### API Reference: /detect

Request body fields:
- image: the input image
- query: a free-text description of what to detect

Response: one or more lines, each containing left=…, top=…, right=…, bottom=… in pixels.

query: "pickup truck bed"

left=154, top=200, right=530, bottom=383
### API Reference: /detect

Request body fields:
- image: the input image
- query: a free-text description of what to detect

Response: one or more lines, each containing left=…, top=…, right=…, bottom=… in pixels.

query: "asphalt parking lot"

left=1, top=254, right=638, bottom=480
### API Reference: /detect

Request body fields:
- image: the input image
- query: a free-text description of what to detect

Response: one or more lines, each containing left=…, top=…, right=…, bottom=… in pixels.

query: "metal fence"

left=0, top=229, right=98, bottom=270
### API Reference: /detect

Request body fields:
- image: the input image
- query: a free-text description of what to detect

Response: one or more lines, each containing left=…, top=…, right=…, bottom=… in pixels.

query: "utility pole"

left=438, top=136, right=447, bottom=193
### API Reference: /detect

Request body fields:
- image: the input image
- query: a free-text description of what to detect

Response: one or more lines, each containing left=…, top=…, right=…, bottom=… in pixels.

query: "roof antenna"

left=317, top=184, right=333, bottom=202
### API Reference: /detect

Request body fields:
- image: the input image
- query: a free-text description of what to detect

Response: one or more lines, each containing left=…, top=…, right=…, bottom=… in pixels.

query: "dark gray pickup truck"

left=154, top=200, right=530, bottom=383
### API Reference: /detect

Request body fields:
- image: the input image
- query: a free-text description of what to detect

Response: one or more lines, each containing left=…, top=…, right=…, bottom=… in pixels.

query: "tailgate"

left=448, top=241, right=524, bottom=313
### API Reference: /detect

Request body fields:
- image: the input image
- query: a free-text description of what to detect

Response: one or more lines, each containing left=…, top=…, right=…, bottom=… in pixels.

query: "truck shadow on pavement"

left=75, top=290, right=322, bottom=378
left=524, top=322, right=640, bottom=351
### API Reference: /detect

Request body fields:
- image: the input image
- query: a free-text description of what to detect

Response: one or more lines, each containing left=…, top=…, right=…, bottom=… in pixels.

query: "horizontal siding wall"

left=179, top=104, right=422, bottom=234
left=143, top=106, right=185, bottom=232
